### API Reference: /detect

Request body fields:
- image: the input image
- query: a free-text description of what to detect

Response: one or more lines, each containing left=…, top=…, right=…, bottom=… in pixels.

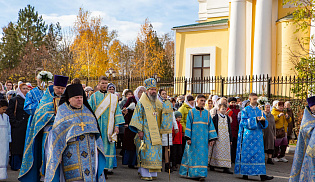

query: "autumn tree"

left=71, top=8, right=119, bottom=80
left=0, top=5, right=63, bottom=82
left=133, top=18, right=174, bottom=79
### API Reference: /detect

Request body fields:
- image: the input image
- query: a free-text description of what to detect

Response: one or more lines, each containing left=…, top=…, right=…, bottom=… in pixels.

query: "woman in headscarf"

left=178, top=95, right=195, bottom=154
left=263, top=103, right=276, bottom=165
left=210, top=97, right=227, bottom=118
left=121, top=88, right=140, bottom=168
left=119, top=89, right=133, bottom=109
left=107, top=83, right=116, bottom=94
left=271, top=101, right=291, bottom=163
left=0, top=83, right=5, bottom=99
left=6, top=83, right=30, bottom=170
left=6, top=90, right=16, bottom=102
left=134, top=86, right=146, bottom=102
left=205, top=99, right=214, bottom=111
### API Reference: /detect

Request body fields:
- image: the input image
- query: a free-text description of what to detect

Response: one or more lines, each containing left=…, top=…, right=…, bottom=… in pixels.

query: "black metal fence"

left=86, top=75, right=315, bottom=101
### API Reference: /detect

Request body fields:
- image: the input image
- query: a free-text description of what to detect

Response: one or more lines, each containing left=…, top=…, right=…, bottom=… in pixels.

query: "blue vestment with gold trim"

left=289, top=107, right=315, bottom=182
left=88, top=91, right=125, bottom=170
left=19, top=86, right=56, bottom=182
left=179, top=108, right=217, bottom=178
left=44, top=103, right=106, bottom=182
left=129, top=98, right=173, bottom=172
left=23, top=87, right=44, bottom=157
left=234, top=105, right=268, bottom=176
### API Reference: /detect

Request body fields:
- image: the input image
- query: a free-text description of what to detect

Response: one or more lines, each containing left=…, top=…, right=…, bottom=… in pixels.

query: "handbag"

left=276, top=127, right=285, bottom=138
left=276, top=114, right=286, bottom=138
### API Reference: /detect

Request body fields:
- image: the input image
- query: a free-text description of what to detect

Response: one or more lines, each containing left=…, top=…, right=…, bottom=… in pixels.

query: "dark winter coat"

left=123, top=96, right=137, bottom=151
left=7, top=95, right=30, bottom=155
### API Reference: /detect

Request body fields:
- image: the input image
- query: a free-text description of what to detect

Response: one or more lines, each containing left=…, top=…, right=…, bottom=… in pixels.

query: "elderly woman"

left=122, top=86, right=145, bottom=168
left=6, top=83, right=30, bottom=170
left=271, top=101, right=291, bottom=163
left=119, top=89, right=133, bottom=109
left=6, top=90, right=16, bottom=102
left=263, top=103, right=276, bottom=164
left=107, top=83, right=116, bottom=94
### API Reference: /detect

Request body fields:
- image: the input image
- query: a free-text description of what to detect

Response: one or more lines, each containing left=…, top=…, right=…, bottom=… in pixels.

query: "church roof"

left=276, top=14, right=293, bottom=22
left=172, top=18, right=229, bottom=30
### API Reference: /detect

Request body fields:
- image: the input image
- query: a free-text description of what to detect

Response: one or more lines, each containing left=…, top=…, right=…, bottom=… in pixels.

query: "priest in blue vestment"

left=45, top=84, right=106, bottom=182
left=19, top=75, right=69, bottom=182
left=23, top=75, right=45, bottom=147
left=88, top=76, right=124, bottom=175
left=234, top=93, right=273, bottom=181
left=289, top=96, right=315, bottom=182
left=179, top=94, right=217, bottom=181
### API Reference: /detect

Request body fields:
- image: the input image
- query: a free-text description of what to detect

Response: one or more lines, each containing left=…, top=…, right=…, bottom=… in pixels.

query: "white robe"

left=0, top=113, right=11, bottom=180
left=162, top=113, right=178, bottom=146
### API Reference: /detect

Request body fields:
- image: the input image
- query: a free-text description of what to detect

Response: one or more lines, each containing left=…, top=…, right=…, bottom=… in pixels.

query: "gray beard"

left=147, top=93, right=157, bottom=101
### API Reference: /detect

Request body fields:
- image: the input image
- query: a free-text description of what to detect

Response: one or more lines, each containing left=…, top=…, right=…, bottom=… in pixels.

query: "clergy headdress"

left=54, top=75, right=69, bottom=87
left=144, top=78, right=157, bottom=90
left=59, top=84, right=100, bottom=132
left=307, top=96, right=315, bottom=108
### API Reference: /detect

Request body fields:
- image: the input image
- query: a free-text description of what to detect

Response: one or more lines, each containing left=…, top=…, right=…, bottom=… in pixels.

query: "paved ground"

left=4, top=150, right=293, bottom=182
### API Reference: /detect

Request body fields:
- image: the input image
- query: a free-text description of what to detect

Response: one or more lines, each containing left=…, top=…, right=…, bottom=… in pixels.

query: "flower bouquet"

left=257, top=96, right=269, bottom=120
left=37, top=71, right=53, bottom=89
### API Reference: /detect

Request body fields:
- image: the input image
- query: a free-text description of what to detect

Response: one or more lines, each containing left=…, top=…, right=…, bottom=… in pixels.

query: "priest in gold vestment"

left=129, top=78, right=173, bottom=181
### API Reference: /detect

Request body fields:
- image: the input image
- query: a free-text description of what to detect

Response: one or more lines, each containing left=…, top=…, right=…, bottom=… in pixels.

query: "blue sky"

left=0, top=0, right=199, bottom=44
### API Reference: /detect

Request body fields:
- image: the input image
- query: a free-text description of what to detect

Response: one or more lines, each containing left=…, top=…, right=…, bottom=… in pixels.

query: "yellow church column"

left=252, top=0, right=273, bottom=93
left=228, top=0, right=246, bottom=78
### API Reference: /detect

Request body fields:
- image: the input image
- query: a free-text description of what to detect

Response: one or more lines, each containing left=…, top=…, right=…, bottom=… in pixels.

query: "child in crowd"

left=171, top=111, right=183, bottom=171
left=0, top=99, right=11, bottom=179
left=209, top=104, right=233, bottom=174
left=226, top=97, right=240, bottom=164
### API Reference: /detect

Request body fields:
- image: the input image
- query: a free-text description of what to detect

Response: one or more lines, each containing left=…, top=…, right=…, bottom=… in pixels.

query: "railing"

left=85, top=75, right=315, bottom=101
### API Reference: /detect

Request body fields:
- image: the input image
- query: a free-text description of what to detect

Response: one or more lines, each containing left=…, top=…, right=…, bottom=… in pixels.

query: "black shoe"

left=267, top=158, right=274, bottom=165
left=209, top=166, right=215, bottom=171
left=107, top=170, right=114, bottom=175
left=223, top=168, right=233, bottom=174
left=128, top=165, right=136, bottom=169
left=260, top=175, right=274, bottom=181
left=103, top=170, right=108, bottom=179
left=243, top=175, right=248, bottom=180
left=164, top=163, right=173, bottom=173
left=199, top=177, right=205, bottom=181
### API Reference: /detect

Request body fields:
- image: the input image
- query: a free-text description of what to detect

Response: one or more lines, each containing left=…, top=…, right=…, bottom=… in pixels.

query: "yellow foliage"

left=71, top=8, right=121, bottom=78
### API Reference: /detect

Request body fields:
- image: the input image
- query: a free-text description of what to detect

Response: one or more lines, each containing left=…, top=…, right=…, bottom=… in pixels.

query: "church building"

left=172, top=0, right=311, bottom=80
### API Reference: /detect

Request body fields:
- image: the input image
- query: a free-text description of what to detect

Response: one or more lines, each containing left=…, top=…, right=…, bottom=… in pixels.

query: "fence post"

left=267, top=77, right=271, bottom=98
left=221, top=77, right=225, bottom=97
left=127, top=76, right=130, bottom=89
left=184, top=78, right=187, bottom=95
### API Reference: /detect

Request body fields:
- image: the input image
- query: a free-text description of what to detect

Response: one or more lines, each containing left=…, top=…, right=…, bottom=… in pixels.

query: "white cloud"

left=41, top=11, right=164, bottom=44
left=42, top=14, right=76, bottom=27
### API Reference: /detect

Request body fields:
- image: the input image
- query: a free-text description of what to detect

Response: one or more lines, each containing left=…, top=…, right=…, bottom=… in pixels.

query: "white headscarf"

left=272, top=100, right=279, bottom=110
left=0, top=83, right=5, bottom=94
left=134, top=86, right=146, bottom=102
left=184, top=95, right=195, bottom=109
left=212, top=95, right=219, bottom=107
left=16, top=82, right=26, bottom=99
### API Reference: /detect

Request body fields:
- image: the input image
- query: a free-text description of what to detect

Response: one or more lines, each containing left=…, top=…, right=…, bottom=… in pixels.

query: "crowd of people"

left=0, top=73, right=313, bottom=182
